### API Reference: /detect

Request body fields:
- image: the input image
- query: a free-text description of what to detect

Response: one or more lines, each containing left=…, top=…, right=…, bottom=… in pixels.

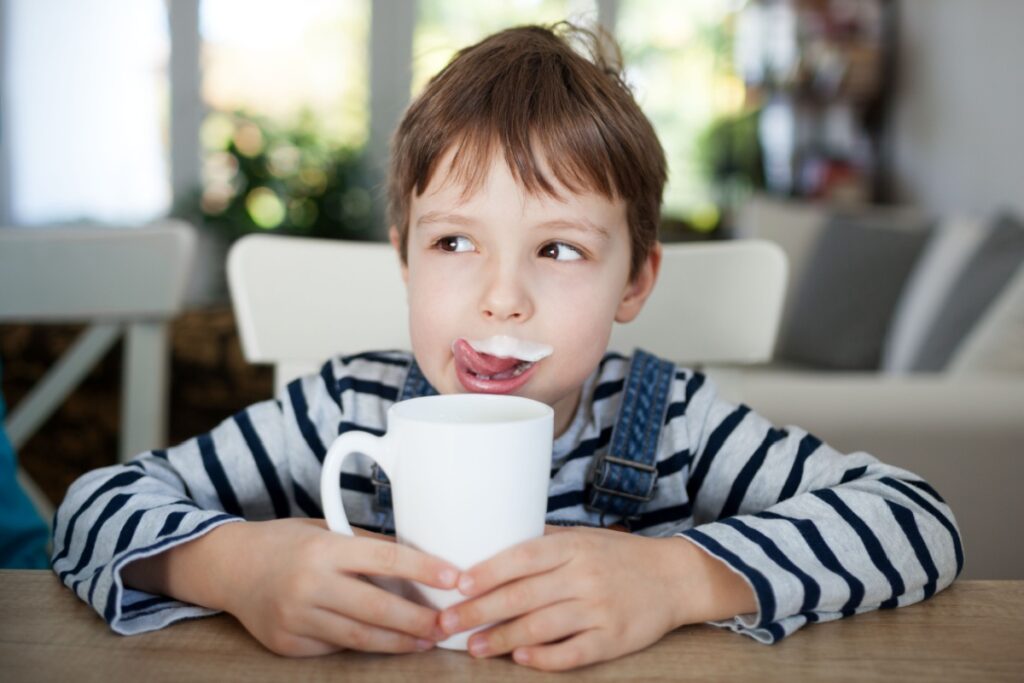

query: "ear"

left=388, top=226, right=409, bottom=285
left=614, top=242, right=662, bottom=324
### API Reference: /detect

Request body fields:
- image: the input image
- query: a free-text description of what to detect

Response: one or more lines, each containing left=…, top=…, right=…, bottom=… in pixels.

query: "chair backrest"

left=0, top=220, right=196, bottom=321
left=228, top=234, right=787, bottom=394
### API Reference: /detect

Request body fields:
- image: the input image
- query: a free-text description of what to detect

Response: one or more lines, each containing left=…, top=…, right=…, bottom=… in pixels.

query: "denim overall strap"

left=371, top=358, right=438, bottom=511
left=584, top=348, right=675, bottom=524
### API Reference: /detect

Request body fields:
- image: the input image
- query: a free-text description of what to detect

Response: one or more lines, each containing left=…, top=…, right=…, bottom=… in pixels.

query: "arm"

left=52, top=357, right=458, bottom=653
left=674, top=370, right=963, bottom=642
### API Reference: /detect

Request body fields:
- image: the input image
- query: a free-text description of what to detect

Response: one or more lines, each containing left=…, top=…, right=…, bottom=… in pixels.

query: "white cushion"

left=881, top=215, right=989, bottom=374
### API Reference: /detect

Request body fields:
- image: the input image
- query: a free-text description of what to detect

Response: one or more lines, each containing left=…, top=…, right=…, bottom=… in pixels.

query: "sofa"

left=702, top=196, right=1024, bottom=580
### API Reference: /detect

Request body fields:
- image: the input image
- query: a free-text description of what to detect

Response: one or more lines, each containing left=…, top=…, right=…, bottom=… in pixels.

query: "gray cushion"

left=776, top=212, right=933, bottom=370
left=911, top=212, right=1024, bottom=371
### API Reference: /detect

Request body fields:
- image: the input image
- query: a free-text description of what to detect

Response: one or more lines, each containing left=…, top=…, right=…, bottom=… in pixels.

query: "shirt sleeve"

left=50, top=360, right=346, bottom=635
left=673, top=370, right=964, bottom=643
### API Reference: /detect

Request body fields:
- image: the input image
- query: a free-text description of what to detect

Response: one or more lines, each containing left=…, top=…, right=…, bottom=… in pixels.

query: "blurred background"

left=1, top=0, right=1022, bottom=576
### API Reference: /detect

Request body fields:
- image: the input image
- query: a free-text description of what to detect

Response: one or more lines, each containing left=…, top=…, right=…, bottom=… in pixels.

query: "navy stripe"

left=120, top=603, right=186, bottom=623
left=555, top=426, right=613, bottom=473
left=681, top=528, right=776, bottom=626
left=320, top=361, right=343, bottom=407
left=60, top=493, right=132, bottom=581
left=288, top=379, right=327, bottom=461
left=765, top=622, right=786, bottom=641
left=721, top=517, right=821, bottom=612
left=757, top=511, right=865, bottom=615
left=292, top=479, right=322, bottom=517
left=593, top=379, right=624, bottom=402
left=777, top=434, right=823, bottom=501
left=233, top=411, right=290, bottom=518
left=664, top=401, right=687, bottom=423
left=124, top=595, right=175, bottom=613
left=547, top=489, right=585, bottom=513
left=901, top=478, right=947, bottom=505
left=341, top=351, right=410, bottom=367
left=665, top=372, right=706, bottom=424
left=656, top=449, right=691, bottom=478
left=886, top=500, right=939, bottom=600
left=151, top=449, right=168, bottom=459
left=812, top=489, right=905, bottom=609
left=87, top=568, right=102, bottom=606
left=630, top=503, right=692, bottom=531
left=341, top=473, right=375, bottom=494
left=338, top=421, right=385, bottom=437
left=720, top=428, right=788, bottom=518
left=113, top=508, right=147, bottom=556
left=599, top=352, right=627, bottom=369
left=686, top=405, right=751, bottom=505
left=197, top=433, right=243, bottom=517
left=105, top=513, right=236, bottom=623
left=335, top=377, right=399, bottom=402
left=53, top=470, right=144, bottom=565
left=880, top=477, right=963, bottom=577
left=158, top=510, right=188, bottom=538
left=840, top=465, right=868, bottom=484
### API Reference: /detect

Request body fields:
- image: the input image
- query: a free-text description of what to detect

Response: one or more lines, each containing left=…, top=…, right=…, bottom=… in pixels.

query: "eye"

left=433, top=235, right=474, bottom=253
left=539, top=241, right=584, bottom=262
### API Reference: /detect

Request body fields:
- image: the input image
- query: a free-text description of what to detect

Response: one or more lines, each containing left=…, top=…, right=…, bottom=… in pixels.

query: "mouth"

left=452, top=339, right=542, bottom=394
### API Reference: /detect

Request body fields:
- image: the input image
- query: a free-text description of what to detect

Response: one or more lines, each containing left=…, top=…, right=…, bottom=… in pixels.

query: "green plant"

left=183, top=110, right=378, bottom=243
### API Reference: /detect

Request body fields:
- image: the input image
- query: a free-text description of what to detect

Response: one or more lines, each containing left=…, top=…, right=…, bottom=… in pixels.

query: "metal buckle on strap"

left=587, top=454, right=658, bottom=504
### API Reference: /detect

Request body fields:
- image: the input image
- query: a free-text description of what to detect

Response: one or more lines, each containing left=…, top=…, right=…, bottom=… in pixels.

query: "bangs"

left=388, top=23, right=666, bottom=278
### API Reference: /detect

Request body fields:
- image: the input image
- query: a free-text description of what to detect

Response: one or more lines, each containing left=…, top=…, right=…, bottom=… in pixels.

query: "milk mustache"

left=464, top=335, right=553, bottom=362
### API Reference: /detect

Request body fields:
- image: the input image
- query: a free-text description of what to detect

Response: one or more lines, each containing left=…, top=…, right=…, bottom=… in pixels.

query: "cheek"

left=406, top=264, right=466, bottom=352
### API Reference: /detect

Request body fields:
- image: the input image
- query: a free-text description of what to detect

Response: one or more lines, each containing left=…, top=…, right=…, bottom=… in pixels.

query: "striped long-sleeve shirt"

left=52, top=350, right=963, bottom=643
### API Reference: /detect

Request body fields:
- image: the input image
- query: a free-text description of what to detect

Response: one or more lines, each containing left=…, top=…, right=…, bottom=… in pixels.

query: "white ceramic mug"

left=320, top=393, right=553, bottom=650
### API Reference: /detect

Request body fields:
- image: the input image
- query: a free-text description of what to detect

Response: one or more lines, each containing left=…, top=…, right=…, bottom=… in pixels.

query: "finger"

left=511, top=629, right=606, bottom=672
left=303, top=606, right=436, bottom=654
left=466, top=600, right=591, bottom=659
left=544, top=524, right=572, bottom=535
left=336, top=537, right=459, bottom=589
left=458, top=534, right=570, bottom=597
left=321, top=576, right=445, bottom=641
left=352, top=526, right=398, bottom=543
left=441, top=569, right=568, bottom=635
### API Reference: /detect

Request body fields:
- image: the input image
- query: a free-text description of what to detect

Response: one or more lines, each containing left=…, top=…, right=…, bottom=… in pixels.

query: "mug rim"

left=390, top=393, right=553, bottom=425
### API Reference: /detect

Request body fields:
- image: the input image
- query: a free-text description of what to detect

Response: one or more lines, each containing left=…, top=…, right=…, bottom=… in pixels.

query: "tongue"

left=453, top=338, right=521, bottom=376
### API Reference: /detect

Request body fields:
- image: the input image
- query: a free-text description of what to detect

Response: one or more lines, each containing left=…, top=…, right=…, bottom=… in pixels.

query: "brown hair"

left=387, top=22, right=667, bottom=281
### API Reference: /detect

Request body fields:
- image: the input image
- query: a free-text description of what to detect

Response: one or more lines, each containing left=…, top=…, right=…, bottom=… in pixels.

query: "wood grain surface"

left=2, top=570, right=1021, bottom=682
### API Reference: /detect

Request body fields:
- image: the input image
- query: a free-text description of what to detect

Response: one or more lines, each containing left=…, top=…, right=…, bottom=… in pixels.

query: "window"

left=4, top=0, right=170, bottom=225
left=617, top=0, right=746, bottom=229
left=412, top=0, right=599, bottom=96
left=200, top=0, right=370, bottom=149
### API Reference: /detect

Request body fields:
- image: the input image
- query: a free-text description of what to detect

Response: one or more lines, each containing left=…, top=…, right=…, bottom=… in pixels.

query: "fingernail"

left=439, top=568, right=458, bottom=587
left=469, top=636, right=488, bottom=657
left=440, top=611, right=459, bottom=633
left=416, top=639, right=435, bottom=651
left=514, top=648, right=530, bottom=664
left=457, top=574, right=474, bottom=594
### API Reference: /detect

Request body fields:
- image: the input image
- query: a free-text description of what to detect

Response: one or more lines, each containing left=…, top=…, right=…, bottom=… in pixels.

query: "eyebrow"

left=416, top=211, right=611, bottom=241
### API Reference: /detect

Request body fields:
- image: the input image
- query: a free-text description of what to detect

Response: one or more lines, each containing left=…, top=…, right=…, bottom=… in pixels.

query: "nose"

left=480, top=261, right=534, bottom=322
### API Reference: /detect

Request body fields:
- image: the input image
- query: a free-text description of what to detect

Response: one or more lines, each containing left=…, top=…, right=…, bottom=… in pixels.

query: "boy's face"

left=390, top=148, right=660, bottom=436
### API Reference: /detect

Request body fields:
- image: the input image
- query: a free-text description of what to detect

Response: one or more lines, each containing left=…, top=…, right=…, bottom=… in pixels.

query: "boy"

left=52, top=23, right=961, bottom=672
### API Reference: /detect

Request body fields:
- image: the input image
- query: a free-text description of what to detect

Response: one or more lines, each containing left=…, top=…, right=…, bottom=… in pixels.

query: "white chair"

left=0, top=220, right=197, bottom=520
left=227, top=234, right=788, bottom=394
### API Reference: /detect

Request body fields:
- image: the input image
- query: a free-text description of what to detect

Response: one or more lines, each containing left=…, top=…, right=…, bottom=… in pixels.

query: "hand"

left=126, top=518, right=459, bottom=657
left=438, top=526, right=753, bottom=672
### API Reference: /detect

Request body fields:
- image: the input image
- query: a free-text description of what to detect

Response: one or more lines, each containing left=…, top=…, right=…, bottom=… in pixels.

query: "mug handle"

left=320, top=431, right=394, bottom=536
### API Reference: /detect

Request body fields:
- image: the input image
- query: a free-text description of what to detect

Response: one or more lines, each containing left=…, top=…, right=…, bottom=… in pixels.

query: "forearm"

left=659, top=535, right=757, bottom=627
left=121, top=519, right=251, bottom=612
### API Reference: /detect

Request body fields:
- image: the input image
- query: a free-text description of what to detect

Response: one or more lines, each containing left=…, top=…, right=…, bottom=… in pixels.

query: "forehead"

left=411, top=145, right=627, bottom=226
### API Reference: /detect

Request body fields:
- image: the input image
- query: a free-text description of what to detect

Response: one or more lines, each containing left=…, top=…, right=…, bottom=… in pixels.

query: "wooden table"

left=2, top=571, right=1022, bottom=681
